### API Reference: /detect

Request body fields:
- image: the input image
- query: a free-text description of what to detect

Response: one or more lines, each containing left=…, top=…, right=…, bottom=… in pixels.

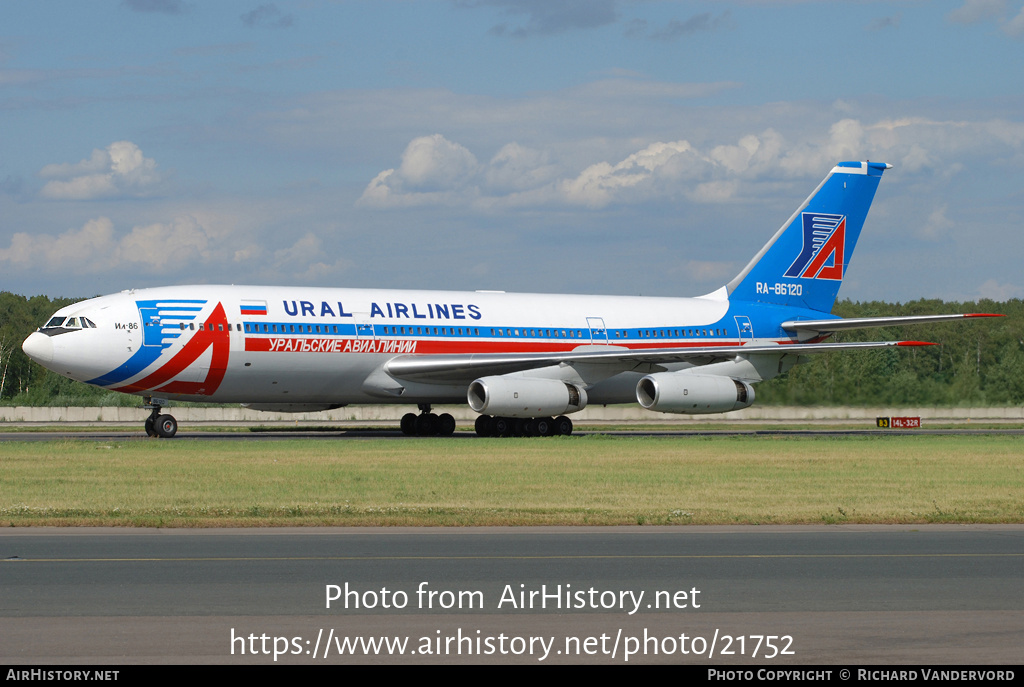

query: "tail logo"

left=783, top=213, right=846, bottom=281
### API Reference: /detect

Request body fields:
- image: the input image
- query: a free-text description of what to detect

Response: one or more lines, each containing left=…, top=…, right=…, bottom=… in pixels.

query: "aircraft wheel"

left=155, top=414, right=178, bottom=438
left=400, top=413, right=417, bottom=436
left=145, top=416, right=158, bottom=437
left=492, top=416, right=511, bottom=437
left=513, top=418, right=529, bottom=437
left=554, top=415, right=573, bottom=436
left=415, top=413, right=437, bottom=436
left=475, top=415, right=491, bottom=436
left=534, top=417, right=552, bottom=437
left=437, top=413, right=456, bottom=436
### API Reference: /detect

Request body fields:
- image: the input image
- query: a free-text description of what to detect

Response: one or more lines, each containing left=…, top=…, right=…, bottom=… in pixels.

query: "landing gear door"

left=587, top=317, right=608, bottom=345
left=734, top=315, right=753, bottom=342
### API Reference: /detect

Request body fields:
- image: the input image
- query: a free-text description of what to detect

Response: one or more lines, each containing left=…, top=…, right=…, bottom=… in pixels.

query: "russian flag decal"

left=240, top=300, right=268, bottom=316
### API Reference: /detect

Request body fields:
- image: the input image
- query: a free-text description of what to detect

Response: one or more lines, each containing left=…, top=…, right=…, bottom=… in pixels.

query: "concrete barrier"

left=1, top=404, right=1022, bottom=424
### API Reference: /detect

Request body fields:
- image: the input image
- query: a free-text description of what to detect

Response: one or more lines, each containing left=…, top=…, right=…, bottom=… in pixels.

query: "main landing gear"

left=143, top=397, right=178, bottom=438
left=474, top=414, right=573, bottom=437
left=400, top=404, right=457, bottom=437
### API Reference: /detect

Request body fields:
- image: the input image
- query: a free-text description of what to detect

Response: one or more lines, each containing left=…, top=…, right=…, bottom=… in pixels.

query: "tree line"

left=1, top=291, right=1020, bottom=407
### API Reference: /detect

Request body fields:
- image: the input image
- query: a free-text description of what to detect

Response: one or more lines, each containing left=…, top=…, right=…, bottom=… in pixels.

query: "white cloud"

left=918, top=204, right=955, bottom=241
left=975, top=278, right=1024, bottom=300
left=118, top=216, right=209, bottom=270
left=946, top=0, right=1024, bottom=38
left=947, top=0, right=1006, bottom=24
left=358, top=115, right=1024, bottom=211
left=0, top=216, right=212, bottom=274
left=484, top=143, right=558, bottom=193
left=396, top=134, right=478, bottom=191
left=39, top=142, right=163, bottom=200
left=271, top=232, right=352, bottom=281
left=359, top=134, right=480, bottom=207
left=559, top=140, right=706, bottom=207
left=0, top=218, right=115, bottom=271
left=1005, top=6, right=1024, bottom=35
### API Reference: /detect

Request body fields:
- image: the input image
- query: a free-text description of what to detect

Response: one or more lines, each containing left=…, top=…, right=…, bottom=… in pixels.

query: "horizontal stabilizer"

left=782, top=313, right=1003, bottom=334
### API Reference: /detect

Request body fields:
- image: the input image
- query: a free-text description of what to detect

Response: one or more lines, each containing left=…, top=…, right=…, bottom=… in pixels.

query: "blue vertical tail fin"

left=726, top=161, right=889, bottom=314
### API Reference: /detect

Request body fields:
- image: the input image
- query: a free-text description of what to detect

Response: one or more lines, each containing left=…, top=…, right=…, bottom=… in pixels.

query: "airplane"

left=22, top=160, right=1000, bottom=438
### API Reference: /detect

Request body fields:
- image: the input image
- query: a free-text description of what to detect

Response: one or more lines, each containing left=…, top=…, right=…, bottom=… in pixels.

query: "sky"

left=2, top=0, right=1023, bottom=304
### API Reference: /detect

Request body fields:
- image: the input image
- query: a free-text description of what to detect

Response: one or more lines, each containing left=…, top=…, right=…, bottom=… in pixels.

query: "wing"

left=384, top=340, right=935, bottom=385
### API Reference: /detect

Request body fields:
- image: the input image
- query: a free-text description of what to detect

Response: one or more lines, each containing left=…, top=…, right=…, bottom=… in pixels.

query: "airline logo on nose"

left=784, top=213, right=846, bottom=281
left=112, top=301, right=229, bottom=397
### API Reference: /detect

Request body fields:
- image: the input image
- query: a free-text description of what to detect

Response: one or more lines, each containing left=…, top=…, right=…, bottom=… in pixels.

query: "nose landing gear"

left=143, top=397, right=178, bottom=438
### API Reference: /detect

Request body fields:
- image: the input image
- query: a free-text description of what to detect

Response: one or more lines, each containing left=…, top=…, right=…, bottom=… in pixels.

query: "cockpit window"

left=41, top=315, right=96, bottom=331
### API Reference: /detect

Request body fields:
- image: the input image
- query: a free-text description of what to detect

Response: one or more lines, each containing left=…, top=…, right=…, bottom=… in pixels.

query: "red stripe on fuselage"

left=242, top=337, right=750, bottom=354
left=114, top=303, right=231, bottom=396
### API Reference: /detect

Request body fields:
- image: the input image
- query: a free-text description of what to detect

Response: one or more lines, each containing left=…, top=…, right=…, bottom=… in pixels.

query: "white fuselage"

left=25, top=284, right=803, bottom=407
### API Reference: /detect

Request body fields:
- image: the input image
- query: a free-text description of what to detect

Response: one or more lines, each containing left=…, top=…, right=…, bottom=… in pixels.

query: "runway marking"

left=6, top=553, right=1023, bottom=563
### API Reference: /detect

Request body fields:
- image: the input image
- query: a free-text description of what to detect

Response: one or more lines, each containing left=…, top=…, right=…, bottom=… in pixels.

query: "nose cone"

left=22, top=332, right=54, bottom=365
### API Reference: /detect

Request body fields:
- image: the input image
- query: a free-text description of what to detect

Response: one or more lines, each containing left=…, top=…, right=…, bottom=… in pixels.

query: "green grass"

left=1, top=434, right=1021, bottom=526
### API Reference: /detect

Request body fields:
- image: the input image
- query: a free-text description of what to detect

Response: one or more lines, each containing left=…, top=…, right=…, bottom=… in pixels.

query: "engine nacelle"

left=468, top=376, right=587, bottom=418
left=636, top=373, right=754, bottom=414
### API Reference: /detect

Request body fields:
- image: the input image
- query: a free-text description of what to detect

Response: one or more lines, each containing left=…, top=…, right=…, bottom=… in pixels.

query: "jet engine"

left=636, top=372, right=754, bottom=414
left=467, top=376, right=587, bottom=418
